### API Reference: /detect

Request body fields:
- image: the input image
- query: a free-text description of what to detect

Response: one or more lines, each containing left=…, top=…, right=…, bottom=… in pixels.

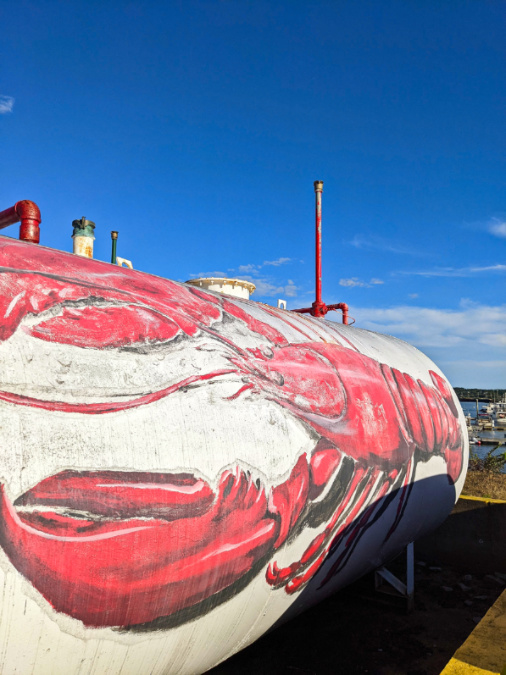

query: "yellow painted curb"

left=460, top=494, right=506, bottom=505
left=441, top=658, right=501, bottom=674
left=440, top=590, right=506, bottom=675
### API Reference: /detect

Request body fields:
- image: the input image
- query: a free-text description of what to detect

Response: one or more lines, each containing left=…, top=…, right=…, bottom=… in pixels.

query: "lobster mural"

left=0, top=237, right=466, bottom=672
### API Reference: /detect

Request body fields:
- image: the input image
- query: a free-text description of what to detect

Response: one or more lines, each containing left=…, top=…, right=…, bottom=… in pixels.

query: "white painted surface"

left=0, top=239, right=468, bottom=674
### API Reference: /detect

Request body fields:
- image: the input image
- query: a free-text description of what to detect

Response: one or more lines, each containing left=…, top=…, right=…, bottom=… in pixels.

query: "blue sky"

left=1, top=1, right=505, bottom=387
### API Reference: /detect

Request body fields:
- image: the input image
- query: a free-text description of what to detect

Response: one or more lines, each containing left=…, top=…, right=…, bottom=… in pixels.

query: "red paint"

left=263, top=354, right=465, bottom=594
left=308, top=443, right=342, bottom=500
left=0, top=260, right=222, bottom=345
left=16, top=470, right=215, bottom=519
left=27, top=304, right=181, bottom=349
left=266, top=466, right=370, bottom=592
left=313, top=466, right=384, bottom=589
left=0, top=200, right=41, bottom=244
left=229, top=343, right=421, bottom=466
left=0, top=237, right=465, bottom=628
left=269, top=455, right=310, bottom=547
left=0, top=455, right=322, bottom=627
left=0, top=473, right=278, bottom=627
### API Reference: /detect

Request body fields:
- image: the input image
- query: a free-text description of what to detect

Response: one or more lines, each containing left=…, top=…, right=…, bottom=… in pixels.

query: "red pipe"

left=292, top=182, right=350, bottom=324
left=327, top=302, right=349, bottom=325
left=313, top=181, right=325, bottom=318
left=292, top=303, right=349, bottom=325
left=0, top=200, right=41, bottom=244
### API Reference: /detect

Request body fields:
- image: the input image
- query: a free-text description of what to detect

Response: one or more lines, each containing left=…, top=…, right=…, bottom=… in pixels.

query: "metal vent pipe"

left=72, top=218, right=96, bottom=258
left=292, top=181, right=350, bottom=324
left=312, top=180, right=325, bottom=318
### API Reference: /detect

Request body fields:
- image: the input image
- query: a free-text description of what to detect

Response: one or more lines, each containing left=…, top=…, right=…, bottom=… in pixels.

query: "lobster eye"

left=269, top=371, right=285, bottom=387
left=25, top=304, right=180, bottom=350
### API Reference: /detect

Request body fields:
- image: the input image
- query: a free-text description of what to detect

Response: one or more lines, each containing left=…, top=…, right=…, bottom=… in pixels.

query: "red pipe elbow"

left=0, top=200, right=41, bottom=244
left=328, top=302, right=349, bottom=325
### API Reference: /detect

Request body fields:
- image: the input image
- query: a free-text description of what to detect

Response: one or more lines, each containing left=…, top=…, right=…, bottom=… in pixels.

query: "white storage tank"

left=0, top=236, right=467, bottom=675
left=186, top=276, right=256, bottom=300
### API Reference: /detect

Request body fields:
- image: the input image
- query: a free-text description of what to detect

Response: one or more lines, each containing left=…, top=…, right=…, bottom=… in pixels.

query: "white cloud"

left=479, top=334, right=506, bottom=347
left=399, top=264, right=506, bottom=278
left=339, top=277, right=384, bottom=288
left=228, top=257, right=294, bottom=276
left=340, top=278, right=368, bottom=288
left=235, top=264, right=258, bottom=274
left=0, top=96, right=14, bottom=114
left=237, top=276, right=298, bottom=298
left=488, top=219, right=506, bottom=238
left=217, top=257, right=300, bottom=300
left=284, top=279, right=298, bottom=297
left=470, top=264, right=506, bottom=273
left=187, top=270, right=227, bottom=279
left=246, top=279, right=280, bottom=295
left=263, top=257, right=292, bottom=267
left=408, top=293, right=418, bottom=299
left=349, top=234, right=424, bottom=257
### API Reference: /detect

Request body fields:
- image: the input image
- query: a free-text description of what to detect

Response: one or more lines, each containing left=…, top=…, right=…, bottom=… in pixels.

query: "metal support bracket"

left=374, top=541, right=414, bottom=612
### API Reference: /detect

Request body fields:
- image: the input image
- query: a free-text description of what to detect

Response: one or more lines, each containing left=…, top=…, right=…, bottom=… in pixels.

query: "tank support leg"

left=374, top=542, right=414, bottom=612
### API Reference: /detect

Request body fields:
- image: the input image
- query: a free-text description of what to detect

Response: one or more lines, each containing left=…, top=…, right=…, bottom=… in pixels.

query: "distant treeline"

left=454, top=388, right=506, bottom=402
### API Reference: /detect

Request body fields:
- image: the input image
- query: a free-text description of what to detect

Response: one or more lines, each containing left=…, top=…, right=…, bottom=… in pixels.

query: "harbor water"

left=459, top=400, right=506, bottom=474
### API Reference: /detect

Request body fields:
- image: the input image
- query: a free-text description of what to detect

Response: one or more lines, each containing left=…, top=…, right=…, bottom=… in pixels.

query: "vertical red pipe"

left=286, top=181, right=351, bottom=324
left=328, top=302, right=349, bottom=325
left=312, top=180, right=325, bottom=318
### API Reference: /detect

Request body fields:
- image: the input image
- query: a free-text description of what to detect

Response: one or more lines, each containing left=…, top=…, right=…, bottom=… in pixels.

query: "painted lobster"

left=0, top=238, right=465, bottom=630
